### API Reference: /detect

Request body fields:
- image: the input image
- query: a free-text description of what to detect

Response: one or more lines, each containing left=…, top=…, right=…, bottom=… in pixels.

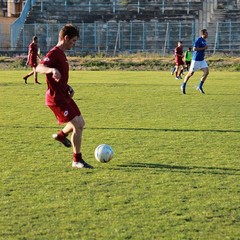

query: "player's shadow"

left=1, top=125, right=239, bottom=134
left=115, top=163, right=240, bottom=176
left=88, top=127, right=240, bottom=134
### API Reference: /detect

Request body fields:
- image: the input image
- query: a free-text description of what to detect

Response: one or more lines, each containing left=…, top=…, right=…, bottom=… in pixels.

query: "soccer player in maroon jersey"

left=23, top=36, right=41, bottom=84
left=36, top=24, right=93, bottom=169
left=174, top=41, right=184, bottom=80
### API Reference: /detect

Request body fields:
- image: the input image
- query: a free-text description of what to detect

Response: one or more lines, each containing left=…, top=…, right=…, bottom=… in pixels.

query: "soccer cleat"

left=23, top=77, right=27, bottom=84
left=52, top=133, right=72, bottom=148
left=181, top=83, right=186, bottom=94
left=175, top=77, right=180, bottom=80
left=35, top=81, right=41, bottom=84
left=72, top=159, right=94, bottom=169
left=197, top=86, right=205, bottom=94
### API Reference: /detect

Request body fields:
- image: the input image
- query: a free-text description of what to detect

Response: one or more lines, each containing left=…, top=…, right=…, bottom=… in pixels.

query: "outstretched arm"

left=36, top=64, right=61, bottom=82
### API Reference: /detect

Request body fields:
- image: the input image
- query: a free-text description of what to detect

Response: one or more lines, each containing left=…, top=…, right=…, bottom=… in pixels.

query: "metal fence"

left=16, top=21, right=196, bottom=55
left=0, top=0, right=240, bottom=55
left=214, top=21, right=240, bottom=53
left=1, top=21, right=239, bottom=56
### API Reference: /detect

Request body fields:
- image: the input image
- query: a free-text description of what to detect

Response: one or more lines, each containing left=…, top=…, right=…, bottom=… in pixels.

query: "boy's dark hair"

left=59, top=24, right=79, bottom=40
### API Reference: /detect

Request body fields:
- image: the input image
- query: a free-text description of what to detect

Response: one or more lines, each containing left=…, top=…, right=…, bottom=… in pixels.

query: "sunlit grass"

left=0, top=70, right=239, bottom=239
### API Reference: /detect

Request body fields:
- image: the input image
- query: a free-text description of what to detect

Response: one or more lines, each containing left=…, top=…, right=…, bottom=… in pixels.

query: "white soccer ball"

left=95, top=144, right=114, bottom=163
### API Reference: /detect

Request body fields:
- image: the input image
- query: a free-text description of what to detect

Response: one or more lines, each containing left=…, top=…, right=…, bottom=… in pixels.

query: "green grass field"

left=1, top=70, right=239, bottom=239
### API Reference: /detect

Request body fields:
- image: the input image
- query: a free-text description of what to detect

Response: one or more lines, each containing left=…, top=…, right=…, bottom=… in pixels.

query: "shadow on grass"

left=115, top=163, right=240, bottom=175
left=0, top=125, right=239, bottom=134
left=88, top=127, right=240, bottom=134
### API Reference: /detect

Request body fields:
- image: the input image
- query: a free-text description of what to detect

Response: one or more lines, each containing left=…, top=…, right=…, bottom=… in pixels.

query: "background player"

left=174, top=41, right=184, bottom=79
left=184, top=47, right=192, bottom=71
left=23, top=36, right=41, bottom=84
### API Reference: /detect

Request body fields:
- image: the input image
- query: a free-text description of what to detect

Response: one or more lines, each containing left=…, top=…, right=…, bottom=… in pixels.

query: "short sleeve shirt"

left=29, top=42, right=38, bottom=66
left=174, top=46, right=184, bottom=65
left=40, top=46, right=70, bottom=106
left=192, top=37, right=206, bottom=61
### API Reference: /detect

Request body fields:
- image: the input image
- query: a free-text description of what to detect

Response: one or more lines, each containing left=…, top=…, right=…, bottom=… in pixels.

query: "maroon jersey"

left=174, top=46, right=184, bottom=66
left=40, top=46, right=80, bottom=124
left=40, top=46, right=70, bottom=106
left=28, top=42, right=38, bottom=67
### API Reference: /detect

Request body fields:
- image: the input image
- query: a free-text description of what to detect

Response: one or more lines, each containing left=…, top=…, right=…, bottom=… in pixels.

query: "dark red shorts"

left=175, top=60, right=184, bottom=66
left=48, top=98, right=81, bottom=124
left=29, top=60, right=37, bottom=68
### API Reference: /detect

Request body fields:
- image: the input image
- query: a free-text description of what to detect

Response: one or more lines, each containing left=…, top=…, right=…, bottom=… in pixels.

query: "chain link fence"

left=0, top=21, right=238, bottom=56
left=1, top=0, right=240, bottom=55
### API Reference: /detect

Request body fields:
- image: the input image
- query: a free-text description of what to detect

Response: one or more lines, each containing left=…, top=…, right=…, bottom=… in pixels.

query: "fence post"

left=130, top=21, right=133, bottom=52
left=163, top=22, right=169, bottom=56
left=106, top=22, right=109, bottom=52
left=142, top=21, right=145, bottom=51
left=162, top=0, right=165, bottom=14
left=113, top=0, right=116, bottom=13
left=64, top=0, right=67, bottom=11
left=89, top=0, right=91, bottom=13
left=114, top=22, right=120, bottom=56
left=229, top=21, right=232, bottom=50
left=81, top=22, right=85, bottom=51
left=154, top=21, right=157, bottom=52
left=94, top=22, right=97, bottom=52
left=214, top=21, right=219, bottom=54
left=118, top=22, right=121, bottom=50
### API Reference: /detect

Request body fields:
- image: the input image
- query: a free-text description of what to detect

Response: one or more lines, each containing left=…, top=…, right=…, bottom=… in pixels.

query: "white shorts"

left=189, top=60, right=208, bottom=73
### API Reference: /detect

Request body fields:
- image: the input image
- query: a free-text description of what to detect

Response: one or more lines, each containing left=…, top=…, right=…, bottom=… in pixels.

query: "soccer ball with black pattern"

left=95, top=144, right=114, bottom=163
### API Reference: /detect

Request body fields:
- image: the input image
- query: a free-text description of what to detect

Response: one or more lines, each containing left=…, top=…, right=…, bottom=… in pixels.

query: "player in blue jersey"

left=181, top=29, right=209, bottom=94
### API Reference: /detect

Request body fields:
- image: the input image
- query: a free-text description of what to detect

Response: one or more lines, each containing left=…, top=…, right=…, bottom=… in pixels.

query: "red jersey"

left=174, top=46, right=184, bottom=65
left=28, top=42, right=38, bottom=67
left=40, top=46, right=70, bottom=106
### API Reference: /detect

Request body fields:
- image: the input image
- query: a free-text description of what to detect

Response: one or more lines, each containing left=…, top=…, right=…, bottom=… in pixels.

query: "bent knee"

left=80, top=120, right=85, bottom=129
left=77, top=117, right=85, bottom=129
left=203, top=68, right=209, bottom=75
left=188, top=72, right=194, bottom=77
left=71, top=115, right=85, bottom=130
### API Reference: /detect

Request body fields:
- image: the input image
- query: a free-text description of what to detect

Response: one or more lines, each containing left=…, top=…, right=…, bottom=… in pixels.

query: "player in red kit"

left=174, top=41, right=184, bottom=80
left=23, top=36, right=41, bottom=84
left=36, top=24, right=93, bottom=169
